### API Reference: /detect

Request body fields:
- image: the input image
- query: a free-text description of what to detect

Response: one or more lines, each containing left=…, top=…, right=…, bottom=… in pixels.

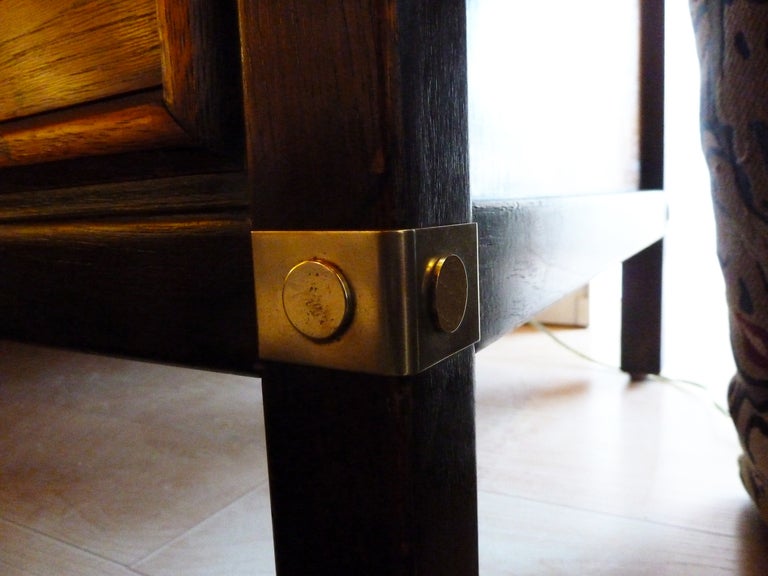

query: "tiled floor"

left=0, top=302, right=765, bottom=574
left=0, top=342, right=273, bottom=574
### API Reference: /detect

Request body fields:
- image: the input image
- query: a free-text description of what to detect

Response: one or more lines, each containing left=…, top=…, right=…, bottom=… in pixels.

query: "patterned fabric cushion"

left=691, top=0, right=768, bottom=520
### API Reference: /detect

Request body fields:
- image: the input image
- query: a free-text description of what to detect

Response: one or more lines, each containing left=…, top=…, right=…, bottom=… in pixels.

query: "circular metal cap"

left=282, top=259, right=353, bottom=340
left=430, top=254, right=468, bottom=334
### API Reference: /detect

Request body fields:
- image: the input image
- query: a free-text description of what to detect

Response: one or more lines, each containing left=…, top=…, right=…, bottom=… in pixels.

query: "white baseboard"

left=534, top=285, right=590, bottom=328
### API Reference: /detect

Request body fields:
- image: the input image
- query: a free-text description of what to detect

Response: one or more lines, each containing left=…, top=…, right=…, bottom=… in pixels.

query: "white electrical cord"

left=527, top=319, right=730, bottom=418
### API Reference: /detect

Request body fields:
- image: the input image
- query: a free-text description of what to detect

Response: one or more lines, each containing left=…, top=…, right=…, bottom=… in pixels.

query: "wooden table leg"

left=621, top=239, right=664, bottom=379
left=261, top=349, right=478, bottom=575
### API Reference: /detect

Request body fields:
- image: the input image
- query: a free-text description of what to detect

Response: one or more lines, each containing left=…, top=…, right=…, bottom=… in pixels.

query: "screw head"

left=282, top=259, right=353, bottom=341
left=429, top=254, right=468, bottom=334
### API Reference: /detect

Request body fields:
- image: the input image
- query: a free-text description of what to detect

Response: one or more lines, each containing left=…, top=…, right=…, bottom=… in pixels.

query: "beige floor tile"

left=1, top=316, right=765, bottom=574
left=134, top=485, right=275, bottom=576
left=0, top=562, right=32, bottom=576
left=476, top=330, right=746, bottom=535
left=478, top=491, right=759, bottom=576
left=0, top=341, right=266, bottom=565
left=0, top=519, right=141, bottom=576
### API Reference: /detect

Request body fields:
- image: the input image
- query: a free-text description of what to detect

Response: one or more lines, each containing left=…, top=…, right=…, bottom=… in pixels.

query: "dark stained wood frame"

left=475, top=191, right=666, bottom=349
left=241, top=0, right=665, bottom=574
left=0, top=0, right=666, bottom=573
left=239, top=2, right=479, bottom=573
left=0, top=209, right=256, bottom=371
left=621, top=0, right=666, bottom=377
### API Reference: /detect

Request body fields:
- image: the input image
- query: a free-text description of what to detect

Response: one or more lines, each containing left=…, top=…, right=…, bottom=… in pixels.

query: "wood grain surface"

left=0, top=0, right=161, bottom=122
left=157, top=0, right=243, bottom=150
left=0, top=214, right=257, bottom=372
left=474, top=191, right=667, bottom=351
left=0, top=0, right=243, bottom=172
left=0, top=3, right=668, bottom=574
left=0, top=91, right=191, bottom=167
left=0, top=172, right=248, bottom=222
left=240, top=1, right=478, bottom=574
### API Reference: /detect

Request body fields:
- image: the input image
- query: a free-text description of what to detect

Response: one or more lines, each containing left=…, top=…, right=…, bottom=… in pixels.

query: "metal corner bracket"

left=251, top=223, right=480, bottom=376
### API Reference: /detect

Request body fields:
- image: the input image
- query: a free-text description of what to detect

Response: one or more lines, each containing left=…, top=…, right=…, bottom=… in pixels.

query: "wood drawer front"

left=0, top=0, right=242, bottom=170
left=0, top=0, right=161, bottom=123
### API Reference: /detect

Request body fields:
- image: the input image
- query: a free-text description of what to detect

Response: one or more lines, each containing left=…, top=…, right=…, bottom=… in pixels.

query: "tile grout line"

left=0, top=516, right=146, bottom=575
left=477, top=487, right=745, bottom=541
left=128, top=480, right=269, bottom=570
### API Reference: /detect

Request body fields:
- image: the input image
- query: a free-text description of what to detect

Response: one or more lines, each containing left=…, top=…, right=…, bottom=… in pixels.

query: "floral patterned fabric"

left=691, top=0, right=768, bottom=519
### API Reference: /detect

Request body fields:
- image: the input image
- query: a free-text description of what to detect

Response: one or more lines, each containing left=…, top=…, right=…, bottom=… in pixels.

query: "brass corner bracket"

left=251, top=223, right=480, bottom=376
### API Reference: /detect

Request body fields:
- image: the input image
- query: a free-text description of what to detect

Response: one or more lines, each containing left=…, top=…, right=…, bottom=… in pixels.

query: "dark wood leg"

left=261, top=349, right=478, bottom=576
left=621, top=0, right=664, bottom=380
left=621, top=239, right=664, bottom=379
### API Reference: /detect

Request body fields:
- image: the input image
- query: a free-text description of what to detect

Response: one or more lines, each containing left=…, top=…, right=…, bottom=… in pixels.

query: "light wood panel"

left=0, top=0, right=242, bottom=170
left=0, top=0, right=161, bottom=122
left=0, top=91, right=191, bottom=167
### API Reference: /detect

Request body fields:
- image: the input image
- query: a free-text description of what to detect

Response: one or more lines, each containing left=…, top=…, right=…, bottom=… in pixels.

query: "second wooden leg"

left=621, top=239, right=664, bottom=379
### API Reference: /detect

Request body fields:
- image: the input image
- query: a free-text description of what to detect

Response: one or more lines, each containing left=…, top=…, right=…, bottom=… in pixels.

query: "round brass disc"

left=431, top=254, right=468, bottom=334
left=282, top=259, right=353, bottom=340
